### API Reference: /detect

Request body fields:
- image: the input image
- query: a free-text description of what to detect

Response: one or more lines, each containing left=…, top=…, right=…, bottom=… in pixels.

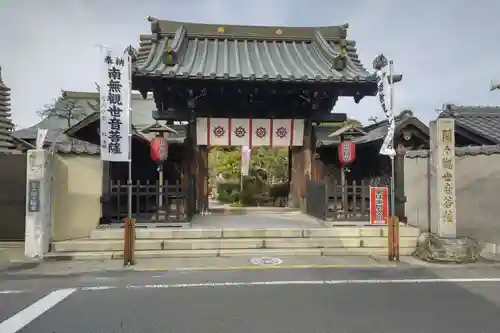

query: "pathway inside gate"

left=191, top=209, right=325, bottom=229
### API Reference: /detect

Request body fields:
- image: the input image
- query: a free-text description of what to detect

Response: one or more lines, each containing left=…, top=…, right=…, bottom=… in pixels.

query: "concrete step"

left=90, top=226, right=420, bottom=240
left=44, top=247, right=415, bottom=261
left=208, top=207, right=299, bottom=215
left=52, top=237, right=417, bottom=252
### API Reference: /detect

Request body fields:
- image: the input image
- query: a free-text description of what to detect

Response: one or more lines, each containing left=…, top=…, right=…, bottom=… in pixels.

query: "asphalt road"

left=2, top=266, right=500, bottom=333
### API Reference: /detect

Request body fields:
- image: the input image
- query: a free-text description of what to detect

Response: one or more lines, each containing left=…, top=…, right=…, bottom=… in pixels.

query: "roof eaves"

left=62, top=91, right=99, bottom=100
left=440, top=112, right=500, bottom=144
left=354, top=116, right=428, bottom=145
left=63, top=112, right=100, bottom=137
left=396, top=117, right=429, bottom=136
left=406, top=145, right=500, bottom=159
left=148, top=17, right=349, bottom=39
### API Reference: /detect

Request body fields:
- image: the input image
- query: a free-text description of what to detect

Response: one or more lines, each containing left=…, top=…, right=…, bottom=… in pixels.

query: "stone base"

left=412, top=232, right=481, bottom=263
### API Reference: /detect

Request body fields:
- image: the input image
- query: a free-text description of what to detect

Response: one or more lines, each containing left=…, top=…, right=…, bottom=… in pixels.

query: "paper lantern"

left=338, top=141, right=356, bottom=165
left=150, top=136, right=168, bottom=162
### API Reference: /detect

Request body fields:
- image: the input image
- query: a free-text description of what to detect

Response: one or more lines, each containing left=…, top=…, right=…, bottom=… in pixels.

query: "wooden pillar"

left=289, top=147, right=302, bottom=208
left=195, top=146, right=209, bottom=214
left=394, top=149, right=406, bottom=222
left=312, top=156, right=326, bottom=181
left=185, top=121, right=199, bottom=215
left=289, top=120, right=313, bottom=209
left=310, top=127, right=326, bottom=181
left=99, top=161, right=111, bottom=224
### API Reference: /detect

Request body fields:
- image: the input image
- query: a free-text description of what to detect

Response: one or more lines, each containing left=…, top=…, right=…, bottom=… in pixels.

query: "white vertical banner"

left=196, top=117, right=208, bottom=145
left=100, top=48, right=131, bottom=162
left=36, top=129, right=48, bottom=149
left=241, top=146, right=251, bottom=176
left=377, top=61, right=396, bottom=157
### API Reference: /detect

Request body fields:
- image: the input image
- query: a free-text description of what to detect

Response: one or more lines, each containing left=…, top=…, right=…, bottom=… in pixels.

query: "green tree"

left=208, top=147, right=289, bottom=182
left=251, top=147, right=288, bottom=182
left=209, top=148, right=241, bottom=180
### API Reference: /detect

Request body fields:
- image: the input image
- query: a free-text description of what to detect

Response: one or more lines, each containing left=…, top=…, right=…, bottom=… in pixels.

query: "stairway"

left=46, top=226, right=420, bottom=260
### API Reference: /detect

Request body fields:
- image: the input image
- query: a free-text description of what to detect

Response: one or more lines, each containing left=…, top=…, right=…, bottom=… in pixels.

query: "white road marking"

left=250, top=257, right=283, bottom=266
left=0, top=290, right=26, bottom=295
left=0, top=288, right=76, bottom=333
left=81, top=286, right=116, bottom=291
left=114, top=277, right=500, bottom=290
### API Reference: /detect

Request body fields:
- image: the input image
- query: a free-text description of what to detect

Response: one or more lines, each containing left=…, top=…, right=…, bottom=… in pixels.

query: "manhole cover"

left=250, top=257, right=283, bottom=266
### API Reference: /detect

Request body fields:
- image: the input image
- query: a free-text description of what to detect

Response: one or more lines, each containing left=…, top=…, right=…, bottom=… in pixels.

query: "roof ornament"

left=372, top=53, right=388, bottom=71
left=400, top=109, right=413, bottom=118
left=0, top=66, right=3, bottom=83
left=147, top=16, right=160, bottom=34
left=217, top=26, right=225, bottom=33
left=490, top=79, right=500, bottom=91
left=332, top=39, right=347, bottom=71
left=275, top=29, right=283, bottom=35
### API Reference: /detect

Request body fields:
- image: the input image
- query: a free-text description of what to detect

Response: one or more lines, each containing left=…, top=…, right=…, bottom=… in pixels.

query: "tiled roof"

left=133, top=19, right=376, bottom=84
left=439, top=104, right=500, bottom=144
left=0, top=67, right=16, bottom=151
left=13, top=91, right=99, bottom=154
left=64, top=110, right=188, bottom=146
left=354, top=110, right=427, bottom=145
left=315, top=125, right=343, bottom=146
left=13, top=91, right=170, bottom=154
left=406, top=145, right=500, bottom=159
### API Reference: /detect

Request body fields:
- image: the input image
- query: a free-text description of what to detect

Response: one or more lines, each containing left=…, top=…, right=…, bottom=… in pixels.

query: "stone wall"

left=405, top=146, right=500, bottom=244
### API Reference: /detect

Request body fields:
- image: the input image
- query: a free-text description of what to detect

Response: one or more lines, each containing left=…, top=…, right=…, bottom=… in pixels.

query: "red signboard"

left=369, top=187, right=389, bottom=225
left=338, top=141, right=356, bottom=165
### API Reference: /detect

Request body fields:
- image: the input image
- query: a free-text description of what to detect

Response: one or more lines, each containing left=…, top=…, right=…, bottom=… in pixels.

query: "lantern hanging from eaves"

left=338, top=140, right=356, bottom=165
left=150, top=135, right=168, bottom=163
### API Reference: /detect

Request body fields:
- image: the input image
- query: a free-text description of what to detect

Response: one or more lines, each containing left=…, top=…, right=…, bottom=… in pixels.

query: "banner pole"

left=388, top=60, right=397, bottom=261
left=127, top=52, right=135, bottom=265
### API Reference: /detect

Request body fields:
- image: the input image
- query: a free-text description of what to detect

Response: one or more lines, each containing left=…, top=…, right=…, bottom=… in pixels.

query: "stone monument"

left=413, top=118, right=480, bottom=263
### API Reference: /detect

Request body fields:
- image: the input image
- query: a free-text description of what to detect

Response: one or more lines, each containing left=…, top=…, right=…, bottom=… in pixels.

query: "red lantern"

left=150, top=136, right=168, bottom=162
left=338, top=141, right=356, bottom=165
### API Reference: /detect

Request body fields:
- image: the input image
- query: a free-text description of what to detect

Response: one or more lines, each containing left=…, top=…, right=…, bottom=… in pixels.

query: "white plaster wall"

left=405, top=152, right=500, bottom=243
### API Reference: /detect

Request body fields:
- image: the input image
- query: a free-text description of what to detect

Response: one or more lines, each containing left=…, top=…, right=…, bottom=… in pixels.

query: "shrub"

left=216, top=180, right=241, bottom=203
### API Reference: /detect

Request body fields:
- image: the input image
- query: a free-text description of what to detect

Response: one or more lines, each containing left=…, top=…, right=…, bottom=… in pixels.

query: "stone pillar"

left=429, top=119, right=457, bottom=238
left=25, top=149, right=53, bottom=258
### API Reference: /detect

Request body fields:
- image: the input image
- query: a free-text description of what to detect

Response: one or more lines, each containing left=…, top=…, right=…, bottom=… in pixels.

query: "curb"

left=209, top=207, right=299, bottom=215
left=4, top=268, right=133, bottom=278
left=0, top=260, right=41, bottom=273
left=133, top=263, right=398, bottom=272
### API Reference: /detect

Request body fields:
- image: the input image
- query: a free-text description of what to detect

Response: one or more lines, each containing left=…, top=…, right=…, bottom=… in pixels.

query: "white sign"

left=241, top=146, right=251, bottom=176
left=196, top=118, right=304, bottom=147
left=36, top=128, right=48, bottom=149
left=100, top=48, right=131, bottom=162
left=377, top=65, right=396, bottom=157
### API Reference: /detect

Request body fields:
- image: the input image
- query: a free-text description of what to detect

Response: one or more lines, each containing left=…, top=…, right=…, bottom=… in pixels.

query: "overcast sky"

left=1, top=0, right=500, bottom=128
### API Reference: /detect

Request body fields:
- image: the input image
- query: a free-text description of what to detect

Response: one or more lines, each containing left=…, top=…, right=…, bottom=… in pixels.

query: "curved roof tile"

left=132, top=19, right=376, bottom=84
